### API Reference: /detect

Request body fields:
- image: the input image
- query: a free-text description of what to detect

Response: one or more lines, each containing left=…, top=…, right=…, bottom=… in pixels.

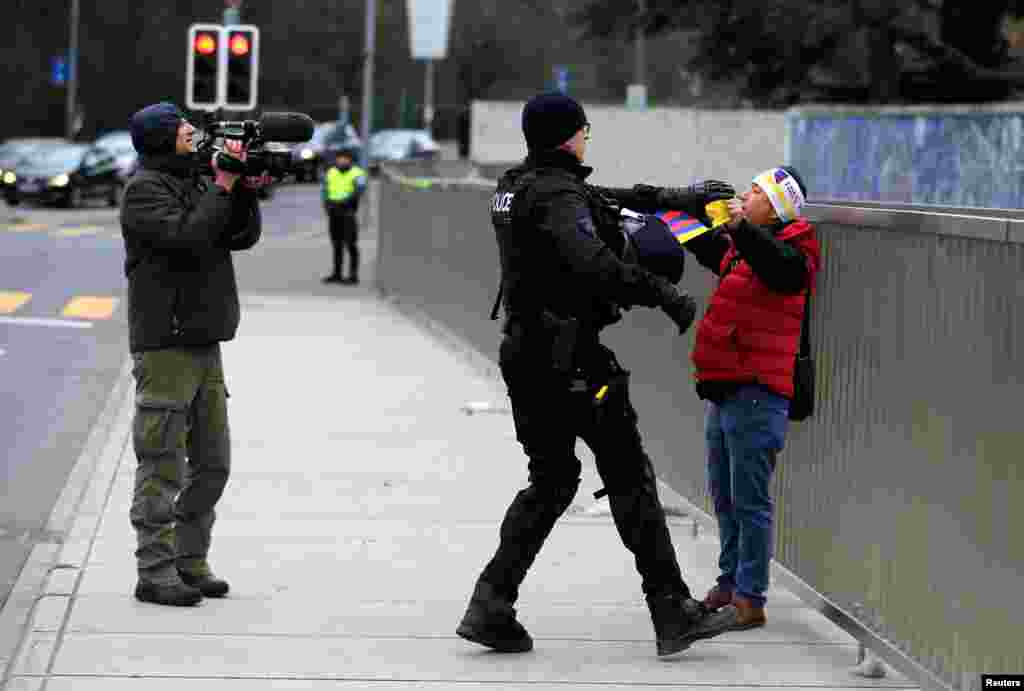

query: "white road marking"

left=0, top=316, right=93, bottom=329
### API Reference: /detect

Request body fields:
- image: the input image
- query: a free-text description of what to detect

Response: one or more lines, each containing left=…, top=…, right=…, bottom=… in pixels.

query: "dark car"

left=1, top=137, right=68, bottom=202
left=366, top=129, right=440, bottom=166
left=92, top=130, right=138, bottom=182
left=290, top=120, right=364, bottom=183
left=7, top=143, right=123, bottom=208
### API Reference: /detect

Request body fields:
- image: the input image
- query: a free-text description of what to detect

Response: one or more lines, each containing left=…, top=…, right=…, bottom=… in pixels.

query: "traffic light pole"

left=359, top=0, right=376, bottom=167
left=65, top=0, right=80, bottom=139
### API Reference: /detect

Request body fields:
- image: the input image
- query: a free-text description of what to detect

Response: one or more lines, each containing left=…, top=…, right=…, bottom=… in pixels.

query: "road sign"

left=554, top=66, right=569, bottom=94
left=51, top=57, right=67, bottom=86
left=407, top=0, right=452, bottom=59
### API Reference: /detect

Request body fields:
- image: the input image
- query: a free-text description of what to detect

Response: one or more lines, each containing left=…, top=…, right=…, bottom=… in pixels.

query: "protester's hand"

left=725, top=197, right=745, bottom=230
left=212, top=140, right=245, bottom=192
left=661, top=290, right=698, bottom=335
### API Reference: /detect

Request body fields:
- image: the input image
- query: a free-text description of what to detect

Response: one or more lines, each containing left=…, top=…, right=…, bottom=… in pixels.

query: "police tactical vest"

left=490, top=163, right=626, bottom=328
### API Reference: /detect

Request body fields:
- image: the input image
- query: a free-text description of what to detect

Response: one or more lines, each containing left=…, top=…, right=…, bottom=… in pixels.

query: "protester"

left=682, top=166, right=821, bottom=630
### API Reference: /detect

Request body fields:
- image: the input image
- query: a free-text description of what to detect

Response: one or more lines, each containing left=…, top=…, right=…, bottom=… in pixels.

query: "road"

left=0, top=180, right=359, bottom=607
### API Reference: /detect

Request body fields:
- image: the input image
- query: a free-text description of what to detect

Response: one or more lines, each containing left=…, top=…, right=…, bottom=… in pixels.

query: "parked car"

left=321, top=121, right=363, bottom=161
left=0, top=137, right=68, bottom=201
left=6, top=142, right=123, bottom=208
left=92, top=130, right=138, bottom=182
left=366, top=129, right=440, bottom=166
left=290, top=121, right=334, bottom=183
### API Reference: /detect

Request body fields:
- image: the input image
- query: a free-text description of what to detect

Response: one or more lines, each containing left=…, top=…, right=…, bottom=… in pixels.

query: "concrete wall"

left=471, top=100, right=786, bottom=189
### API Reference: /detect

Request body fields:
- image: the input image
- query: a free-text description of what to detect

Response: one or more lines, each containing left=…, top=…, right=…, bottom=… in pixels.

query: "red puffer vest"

left=690, top=218, right=820, bottom=398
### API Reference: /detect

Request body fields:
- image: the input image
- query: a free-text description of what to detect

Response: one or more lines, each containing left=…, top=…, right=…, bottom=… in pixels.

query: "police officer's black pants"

left=478, top=342, right=690, bottom=604
left=328, top=210, right=359, bottom=279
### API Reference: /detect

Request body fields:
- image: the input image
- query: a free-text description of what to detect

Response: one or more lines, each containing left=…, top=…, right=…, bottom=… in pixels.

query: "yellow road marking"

left=3, top=223, right=49, bottom=233
left=0, top=291, right=31, bottom=314
left=56, top=226, right=104, bottom=237
left=61, top=296, right=119, bottom=320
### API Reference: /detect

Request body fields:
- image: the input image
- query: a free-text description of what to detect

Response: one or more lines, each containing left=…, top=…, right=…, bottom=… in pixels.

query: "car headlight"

left=2, top=171, right=15, bottom=185
left=50, top=174, right=70, bottom=187
left=300, top=149, right=315, bottom=160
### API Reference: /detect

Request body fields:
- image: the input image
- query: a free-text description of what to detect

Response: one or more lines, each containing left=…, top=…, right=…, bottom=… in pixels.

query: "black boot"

left=135, top=580, right=202, bottom=607
left=179, top=570, right=230, bottom=598
left=456, top=582, right=533, bottom=652
left=647, top=592, right=738, bottom=656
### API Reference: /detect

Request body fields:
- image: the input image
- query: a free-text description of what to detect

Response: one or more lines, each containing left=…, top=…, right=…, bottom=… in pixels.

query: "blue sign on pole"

left=554, top=66, right=569, bottom=94
left=51, top=56, right=67, bottom=86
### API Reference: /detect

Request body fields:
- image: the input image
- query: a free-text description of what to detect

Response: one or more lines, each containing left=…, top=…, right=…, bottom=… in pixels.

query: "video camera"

left=193, top=111, right=315, bottom=179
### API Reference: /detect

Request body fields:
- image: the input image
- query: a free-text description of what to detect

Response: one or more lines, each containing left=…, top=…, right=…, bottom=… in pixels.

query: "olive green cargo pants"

left=130, top=345, right=230, bottom=585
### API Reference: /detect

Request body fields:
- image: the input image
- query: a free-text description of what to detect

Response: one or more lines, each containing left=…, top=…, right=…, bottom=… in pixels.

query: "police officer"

left=456, top=92, right=739, bottom=657
left=121, top=102, right=265, bottom=606
left=321, top=146, right=367, bottom=284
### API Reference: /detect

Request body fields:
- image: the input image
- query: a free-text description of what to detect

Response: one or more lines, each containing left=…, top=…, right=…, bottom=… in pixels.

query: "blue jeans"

left=705, top=385, right=789, bottom=607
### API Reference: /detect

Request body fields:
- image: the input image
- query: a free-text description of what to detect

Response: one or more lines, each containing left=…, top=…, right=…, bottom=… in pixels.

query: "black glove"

left=656, top=180, right=735, bottom=209
left=661, top=290, right=698, bottom=335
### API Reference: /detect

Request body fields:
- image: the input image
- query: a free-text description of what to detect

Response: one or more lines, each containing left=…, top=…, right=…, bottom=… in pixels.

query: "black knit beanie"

left=522, top=92, right=588, bottom=151
left=129, top=102, right=185, bottom=155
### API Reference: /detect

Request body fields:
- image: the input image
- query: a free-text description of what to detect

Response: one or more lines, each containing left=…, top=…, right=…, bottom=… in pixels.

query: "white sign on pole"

left=407, top=0, right=453, bottom=59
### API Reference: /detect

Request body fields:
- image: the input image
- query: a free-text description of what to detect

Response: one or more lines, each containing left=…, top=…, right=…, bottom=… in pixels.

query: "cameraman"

left=456, top=92, right=739, bottom=658
left=120, top=102, right=266, bottom=606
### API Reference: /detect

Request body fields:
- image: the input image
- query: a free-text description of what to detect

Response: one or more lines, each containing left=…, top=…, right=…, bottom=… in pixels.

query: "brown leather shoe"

left=703, top=584, right=734, bottom=611
left=731, top=594, right=767, bottom=630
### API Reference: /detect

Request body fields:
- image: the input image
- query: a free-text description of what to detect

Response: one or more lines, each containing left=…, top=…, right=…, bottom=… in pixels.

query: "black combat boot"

left=178, top=570, right=230, bottom=598
left=135, top=580, right=202, bottom=607
left=456, top=582, right=533, bottom=652
left=646, top=591, right=738, bottom=656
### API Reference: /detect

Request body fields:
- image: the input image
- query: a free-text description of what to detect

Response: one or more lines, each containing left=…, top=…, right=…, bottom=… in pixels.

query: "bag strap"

left=799, top=287, right=811, bottom=358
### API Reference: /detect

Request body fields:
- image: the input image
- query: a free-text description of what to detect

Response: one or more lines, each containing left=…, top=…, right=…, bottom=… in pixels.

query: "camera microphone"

left=257, top=112, right=315, bottom=143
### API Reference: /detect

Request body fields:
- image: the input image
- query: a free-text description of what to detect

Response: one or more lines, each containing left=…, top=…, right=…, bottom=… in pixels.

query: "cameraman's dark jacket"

left=492, top=149, right=689, bottom=370
left=120, top=153, right=261, bottom=352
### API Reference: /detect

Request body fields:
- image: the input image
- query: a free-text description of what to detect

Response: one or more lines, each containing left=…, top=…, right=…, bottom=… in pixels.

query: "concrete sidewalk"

left=0, top=287, right=918, bottom=690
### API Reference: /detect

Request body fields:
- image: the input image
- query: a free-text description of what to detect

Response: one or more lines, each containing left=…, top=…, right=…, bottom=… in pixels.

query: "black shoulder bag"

left=789, top=290, right=815, bottom=421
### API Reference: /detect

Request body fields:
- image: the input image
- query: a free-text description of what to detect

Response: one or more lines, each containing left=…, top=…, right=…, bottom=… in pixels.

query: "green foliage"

left=572, top=0, right=1024, bottom=105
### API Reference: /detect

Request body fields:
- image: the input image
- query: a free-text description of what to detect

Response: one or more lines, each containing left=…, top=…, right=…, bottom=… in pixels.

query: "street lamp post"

left=65, top=0, right=80, bottom=138
left=359, top=0, right=376, bottom=166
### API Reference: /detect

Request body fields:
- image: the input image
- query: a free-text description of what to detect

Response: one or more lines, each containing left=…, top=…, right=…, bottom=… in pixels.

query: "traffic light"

left=187, top=24, right=222, bottom=110
left=225, top=26, right=259, bottom=110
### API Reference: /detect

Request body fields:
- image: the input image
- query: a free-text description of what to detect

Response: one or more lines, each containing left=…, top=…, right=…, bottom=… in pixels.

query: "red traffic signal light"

left=229, top=33, right=250, bottom=56
left=195, top=32, right=217, bottom=55
left=225, top=27, right=258, bottom=110
left=187, top=24, right=221, bottom=109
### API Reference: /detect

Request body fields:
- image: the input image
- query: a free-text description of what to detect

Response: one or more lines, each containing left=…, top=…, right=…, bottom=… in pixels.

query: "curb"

left=0, top=357, right=134, bottom=685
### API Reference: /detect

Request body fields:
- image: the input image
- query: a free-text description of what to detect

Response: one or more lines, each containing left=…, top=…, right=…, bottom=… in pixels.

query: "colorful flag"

left=654, top=210, right=713, bottom=245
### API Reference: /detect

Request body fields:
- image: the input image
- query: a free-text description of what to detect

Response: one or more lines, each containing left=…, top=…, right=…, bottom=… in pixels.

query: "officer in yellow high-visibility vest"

left=321, top=147, right=368, bottom=284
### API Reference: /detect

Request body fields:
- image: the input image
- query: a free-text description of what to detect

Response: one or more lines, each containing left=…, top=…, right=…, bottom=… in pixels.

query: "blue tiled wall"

left=786, top=109, right=1024, bottom=209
